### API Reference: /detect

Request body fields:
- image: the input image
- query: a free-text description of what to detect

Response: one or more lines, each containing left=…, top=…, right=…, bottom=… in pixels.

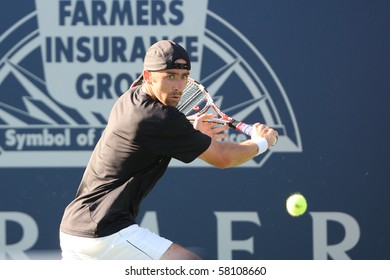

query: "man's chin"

left=167, top=99, right=180, bottom=107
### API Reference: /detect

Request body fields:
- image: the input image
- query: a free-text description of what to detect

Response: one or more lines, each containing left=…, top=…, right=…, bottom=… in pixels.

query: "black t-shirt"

left=60, top=86, right=211, bottom=237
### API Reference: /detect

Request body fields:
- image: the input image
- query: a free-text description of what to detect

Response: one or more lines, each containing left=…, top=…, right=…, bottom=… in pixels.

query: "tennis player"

left=59, top=40, right=278, bottom=260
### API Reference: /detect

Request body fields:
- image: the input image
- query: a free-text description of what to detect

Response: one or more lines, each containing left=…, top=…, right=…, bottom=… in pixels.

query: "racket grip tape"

left=234, top=122, right=252, bottom=136
left=234, top=121, right=278, bottom=147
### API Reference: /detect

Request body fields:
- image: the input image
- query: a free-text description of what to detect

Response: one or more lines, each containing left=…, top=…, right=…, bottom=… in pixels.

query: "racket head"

left=176, top=78, right=212, bottom=120
left=176, top=78, right=254, bottom=137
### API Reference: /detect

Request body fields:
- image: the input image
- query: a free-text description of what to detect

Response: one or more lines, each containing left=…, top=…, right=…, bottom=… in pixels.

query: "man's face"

left=143, top=59, right=189, bottom=107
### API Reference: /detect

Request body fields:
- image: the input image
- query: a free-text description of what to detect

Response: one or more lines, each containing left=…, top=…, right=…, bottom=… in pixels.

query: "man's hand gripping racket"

left=176, top=78, right=278, bottom=149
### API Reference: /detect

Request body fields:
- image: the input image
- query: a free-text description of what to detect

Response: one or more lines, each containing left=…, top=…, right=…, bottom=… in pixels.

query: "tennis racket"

left=132, top=76, right=276, bottom=144
left=177, top=78, right=277, bottom=146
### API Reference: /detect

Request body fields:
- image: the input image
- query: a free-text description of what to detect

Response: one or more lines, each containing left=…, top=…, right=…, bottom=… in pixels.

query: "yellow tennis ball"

left=286, top=193, right=307, bottom=217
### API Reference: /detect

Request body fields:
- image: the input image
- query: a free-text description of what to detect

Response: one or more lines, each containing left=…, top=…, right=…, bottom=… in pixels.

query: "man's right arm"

left=193, top=114, right=278, bottom=168
left=198, top=138, right=259, bottom=168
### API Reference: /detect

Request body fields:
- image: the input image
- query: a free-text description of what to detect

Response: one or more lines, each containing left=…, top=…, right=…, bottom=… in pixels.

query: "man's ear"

left=143, top=70, right=151, bottom=84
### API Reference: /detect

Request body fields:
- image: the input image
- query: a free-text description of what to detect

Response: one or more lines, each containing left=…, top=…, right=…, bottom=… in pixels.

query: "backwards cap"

left=131, top=40, right=191, bottom=87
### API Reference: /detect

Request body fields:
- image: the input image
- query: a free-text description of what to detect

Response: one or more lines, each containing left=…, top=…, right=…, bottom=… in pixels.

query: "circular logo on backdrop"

left=0, top=1, right=302, bottom=167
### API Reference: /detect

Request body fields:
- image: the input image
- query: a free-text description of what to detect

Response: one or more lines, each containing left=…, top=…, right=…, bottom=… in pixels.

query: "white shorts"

left=60, top=225, right=173, bottom=260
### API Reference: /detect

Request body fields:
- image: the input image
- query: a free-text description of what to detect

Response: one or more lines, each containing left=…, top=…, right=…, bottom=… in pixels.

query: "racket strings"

left=177, top=83, right=208, bottom=116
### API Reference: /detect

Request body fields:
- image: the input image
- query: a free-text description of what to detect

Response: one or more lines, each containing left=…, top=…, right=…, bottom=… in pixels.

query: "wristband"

left=250, top=137, right=268, bottom=156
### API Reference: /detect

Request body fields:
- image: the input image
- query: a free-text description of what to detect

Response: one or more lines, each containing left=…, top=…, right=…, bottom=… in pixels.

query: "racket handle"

left=234, top=122, right=252, bottom=136
left=234, top=121, right=278, bottom=146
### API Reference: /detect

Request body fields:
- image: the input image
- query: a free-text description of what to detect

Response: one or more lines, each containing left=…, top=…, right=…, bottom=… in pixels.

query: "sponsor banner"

left=1, top=0, right=389, bottom=262
left=1, top=0, right=301, bottom=167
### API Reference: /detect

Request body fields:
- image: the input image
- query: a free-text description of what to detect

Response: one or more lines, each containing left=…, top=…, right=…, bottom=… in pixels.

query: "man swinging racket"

left=59, top=40, right=278, bottom=260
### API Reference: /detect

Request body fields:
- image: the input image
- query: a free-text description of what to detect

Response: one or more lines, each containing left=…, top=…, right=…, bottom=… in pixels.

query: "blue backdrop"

left=0, top=0, right=389, bottom=260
